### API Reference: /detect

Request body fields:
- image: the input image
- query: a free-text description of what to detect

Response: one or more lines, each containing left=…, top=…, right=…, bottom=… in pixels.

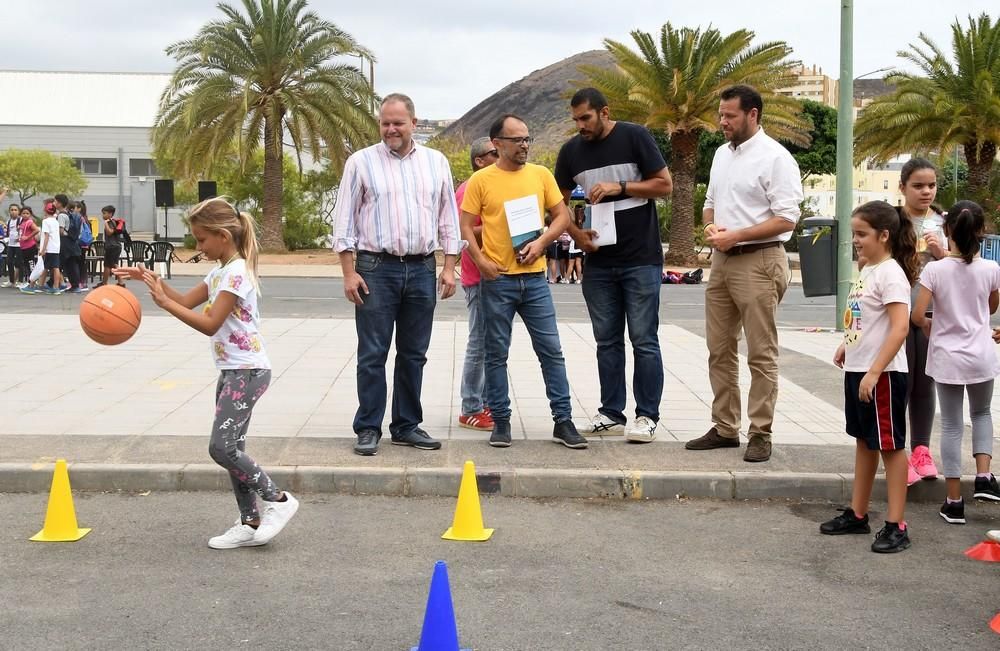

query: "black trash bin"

left=798, top=216, right=838, bottom=297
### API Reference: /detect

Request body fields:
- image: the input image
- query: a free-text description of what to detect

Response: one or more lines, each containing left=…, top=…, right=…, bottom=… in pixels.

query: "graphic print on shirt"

left=843, top=275, right=864, bottom=347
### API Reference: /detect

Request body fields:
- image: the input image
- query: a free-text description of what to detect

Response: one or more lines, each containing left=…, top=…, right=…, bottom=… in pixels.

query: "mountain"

left=435, top=50, right=615, bottom=153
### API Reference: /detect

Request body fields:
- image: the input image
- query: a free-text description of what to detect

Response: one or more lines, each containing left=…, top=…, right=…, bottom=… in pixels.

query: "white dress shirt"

left=704, top=127, right=803, bottom=244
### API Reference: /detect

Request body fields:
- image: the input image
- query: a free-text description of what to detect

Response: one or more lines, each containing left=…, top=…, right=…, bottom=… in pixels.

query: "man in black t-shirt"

left=555, top=87, right=672, bottom=443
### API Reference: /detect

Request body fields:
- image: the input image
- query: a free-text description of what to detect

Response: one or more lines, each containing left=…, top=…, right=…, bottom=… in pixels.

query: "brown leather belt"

left=724, top=241, right=781, bottom=256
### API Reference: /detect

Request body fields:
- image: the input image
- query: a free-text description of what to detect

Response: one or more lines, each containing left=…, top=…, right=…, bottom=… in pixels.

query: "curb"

left=0, top=463, right=959, bottom=503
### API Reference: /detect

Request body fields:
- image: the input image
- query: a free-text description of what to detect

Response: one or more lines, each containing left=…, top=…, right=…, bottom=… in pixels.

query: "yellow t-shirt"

left=460, top=163, right=563, bottom=274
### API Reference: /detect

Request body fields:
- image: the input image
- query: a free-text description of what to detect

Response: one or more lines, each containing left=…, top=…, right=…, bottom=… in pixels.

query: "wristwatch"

left=619, top=181, right=627, bottom=196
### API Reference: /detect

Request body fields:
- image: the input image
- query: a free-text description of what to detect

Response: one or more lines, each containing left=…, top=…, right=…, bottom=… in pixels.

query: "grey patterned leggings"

left=208, top=369, right=280, bottom=524
left=936, top=380, right=994, bottom=478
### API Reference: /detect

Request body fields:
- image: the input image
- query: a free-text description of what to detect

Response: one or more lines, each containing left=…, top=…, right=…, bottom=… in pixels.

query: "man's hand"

left=920, top=317, right=932, bottom=339
left=478, top=258, right=506, bottom=281
left=706, top=226, right=740, bottom=252
left=587, top=182, right=623, bottom=204
left=516, top=239, right=547, bottom=266
left=438, top=267, right=456, bottom=300
left=575, top=229, right=599, bottom=253
left=858, top=371, right=879, bottom=403
left=343, top=271, right=369, bottom=305
left=833, top=343, right=845, bottom=369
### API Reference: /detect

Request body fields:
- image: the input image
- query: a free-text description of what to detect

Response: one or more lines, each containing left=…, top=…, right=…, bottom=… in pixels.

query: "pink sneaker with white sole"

left=910, top=445, right=938, bottom=480
left=906, top=459, right=921, bottom=487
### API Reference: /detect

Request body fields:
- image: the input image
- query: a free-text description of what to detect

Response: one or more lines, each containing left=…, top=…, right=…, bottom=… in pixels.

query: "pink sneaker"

left=906, top=458, right=921, bottom=487
left=910, top=445, right=938, bottom=480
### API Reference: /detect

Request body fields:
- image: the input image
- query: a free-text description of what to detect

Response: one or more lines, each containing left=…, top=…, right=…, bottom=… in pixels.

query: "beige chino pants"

left=705, top=246, right=789, bottom=442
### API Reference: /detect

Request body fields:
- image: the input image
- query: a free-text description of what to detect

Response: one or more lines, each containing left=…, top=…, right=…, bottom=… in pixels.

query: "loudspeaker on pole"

left=154, top=179, right=175, bottom=207
left=198, top=181, right=218, bottom=202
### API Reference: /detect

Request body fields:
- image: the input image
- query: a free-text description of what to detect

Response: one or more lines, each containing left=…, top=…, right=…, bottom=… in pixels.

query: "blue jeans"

left=353, top=253, right=437, bottom=437
left=581, top=264, right=663, bottom=422
left=460, top=283, right=487, bottom=416
left=481, top=273, right=571, bottom=423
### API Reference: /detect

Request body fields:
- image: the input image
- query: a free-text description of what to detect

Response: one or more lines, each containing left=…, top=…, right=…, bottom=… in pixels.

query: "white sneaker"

left=988, top=530, right=1000, bottom=544
left=625, top=416, right=658, bottom=443
left=0, top=281, right=10, bottom=288
left=208, top=521, right=266, bottom=549
left=254, top=492, right=300, bottom=544
left=576, top=413, right=625, bottom=436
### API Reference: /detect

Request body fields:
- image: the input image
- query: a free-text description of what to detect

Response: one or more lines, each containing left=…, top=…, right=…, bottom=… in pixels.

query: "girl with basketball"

left=115, top=197, right=298, bottom=549
left=911, top=201, right=1000, bottom=524
left=823, top=201, right=918, bottom=553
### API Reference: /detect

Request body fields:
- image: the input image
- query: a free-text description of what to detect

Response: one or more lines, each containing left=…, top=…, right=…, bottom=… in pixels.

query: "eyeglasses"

left=476, top=149, right=498, bottom=158
left=495, top=136, right=533, bottom=145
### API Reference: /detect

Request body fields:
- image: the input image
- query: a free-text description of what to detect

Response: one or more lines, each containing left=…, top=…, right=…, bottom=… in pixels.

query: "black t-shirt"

left=555, top=121, right=667, bottom=267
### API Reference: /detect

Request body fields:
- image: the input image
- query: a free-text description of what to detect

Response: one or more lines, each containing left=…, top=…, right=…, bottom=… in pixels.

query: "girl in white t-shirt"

left=824, top=201, right=918, bottom=553
left=115, top=197, right=298, bottom=550
left=912, top=201, right=1000, bottom=525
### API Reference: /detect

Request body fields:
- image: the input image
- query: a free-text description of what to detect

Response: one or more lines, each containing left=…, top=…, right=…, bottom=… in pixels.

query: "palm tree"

left=579, top=24, right=808, bottom=265
left=154, top=0, right=378, bottom=251
left=855, top=13, right=1000, bottom=206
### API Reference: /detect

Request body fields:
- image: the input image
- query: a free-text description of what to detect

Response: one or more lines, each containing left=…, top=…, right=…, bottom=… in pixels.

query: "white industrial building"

left=0, top=70, right=187, bottom=239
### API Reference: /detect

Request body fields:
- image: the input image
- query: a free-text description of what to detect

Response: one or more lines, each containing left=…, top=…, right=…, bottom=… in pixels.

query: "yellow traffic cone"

left=442, top=460, right=494, bottom=542
left=30, top=459, right=91, bottom=542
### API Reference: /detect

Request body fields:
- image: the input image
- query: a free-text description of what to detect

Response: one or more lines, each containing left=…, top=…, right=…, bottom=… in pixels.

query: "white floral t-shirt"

left=203, top=259, right=270, bottom=370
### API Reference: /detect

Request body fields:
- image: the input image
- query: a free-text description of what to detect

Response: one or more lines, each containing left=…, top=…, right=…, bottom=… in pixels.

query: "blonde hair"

left=187, top=197, right=261, bottom=291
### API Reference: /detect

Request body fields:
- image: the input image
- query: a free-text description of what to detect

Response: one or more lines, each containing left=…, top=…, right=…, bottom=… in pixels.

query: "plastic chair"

left=146, top=242, right=175, bottom=279
left=123, top=241, right=151, bottom=268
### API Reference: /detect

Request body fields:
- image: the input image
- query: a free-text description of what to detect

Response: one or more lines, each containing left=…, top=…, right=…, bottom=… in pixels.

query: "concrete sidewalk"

left=0, top=313, right=992, bottom=501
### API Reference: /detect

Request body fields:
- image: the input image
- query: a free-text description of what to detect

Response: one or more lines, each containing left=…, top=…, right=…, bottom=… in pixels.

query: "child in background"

left=896, top=158, right=947, bottom=485
left=4, top=203, right=21, bottom=287
left=20, top=201, right=63, bottom=294
left=913, top=201, right=1000, bottom=525
left=16, top=206, right=39, bottom=287
left=115, top=197, right=298, bottom=549
left=824, top=201, right=918, bottom=553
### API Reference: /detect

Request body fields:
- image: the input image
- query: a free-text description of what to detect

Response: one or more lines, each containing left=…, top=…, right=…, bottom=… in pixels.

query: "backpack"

left=67, top=212, right=83, bottom=242
left=118, top=218, right=133, bottom=248
left=77, top=215, right=93, bottom=246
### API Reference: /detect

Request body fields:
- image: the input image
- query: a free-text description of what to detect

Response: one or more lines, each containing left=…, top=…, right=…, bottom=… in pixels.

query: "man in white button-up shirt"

left=685, top=85, right=803, bottom=463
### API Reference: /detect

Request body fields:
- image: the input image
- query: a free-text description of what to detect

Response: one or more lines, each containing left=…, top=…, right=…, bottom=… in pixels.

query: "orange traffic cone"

left=441, top=461, right=493, bottom=542
left=990, top=612, right=1000, bottom=635
left=964, top=539, right=1000, bottom=563
left=30, top=460, right=91, bottom=542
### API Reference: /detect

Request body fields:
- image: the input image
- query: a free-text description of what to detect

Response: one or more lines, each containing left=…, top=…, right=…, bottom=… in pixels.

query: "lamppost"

left=834, top=2, right=892, bottom=331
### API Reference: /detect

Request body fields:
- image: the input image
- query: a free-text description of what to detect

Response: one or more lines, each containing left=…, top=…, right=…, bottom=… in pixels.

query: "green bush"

left=283, top=210, right=329, bottom=251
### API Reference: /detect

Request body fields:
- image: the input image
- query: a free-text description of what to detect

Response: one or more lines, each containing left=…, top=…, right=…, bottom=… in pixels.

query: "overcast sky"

left=1, top=1, right=996, bottom=118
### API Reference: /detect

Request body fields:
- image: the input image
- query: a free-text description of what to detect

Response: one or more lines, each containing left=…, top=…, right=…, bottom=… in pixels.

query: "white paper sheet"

left=504, top=195, right=543, bottom=237
left=588, top=202, right=617, bottom=247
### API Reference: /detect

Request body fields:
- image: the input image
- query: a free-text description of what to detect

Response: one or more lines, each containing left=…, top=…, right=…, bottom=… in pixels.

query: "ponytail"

left=236, top=210, right=261, bottom=292
left=943, top=200, right=984, bottom=264
left=891, top=211, right=919, bottom=285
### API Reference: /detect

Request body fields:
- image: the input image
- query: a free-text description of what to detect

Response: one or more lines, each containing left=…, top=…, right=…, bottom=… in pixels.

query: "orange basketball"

left=79, top=285, right=142, bottom=345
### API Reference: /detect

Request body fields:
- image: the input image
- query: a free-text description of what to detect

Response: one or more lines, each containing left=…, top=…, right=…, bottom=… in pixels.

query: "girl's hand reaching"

left=143, top=271, right=169, bottom=308
left=113, top=266, right=157, bottom=282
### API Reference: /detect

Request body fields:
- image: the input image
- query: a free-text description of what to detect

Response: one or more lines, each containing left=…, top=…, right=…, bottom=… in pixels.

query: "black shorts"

left=104, top=243, right=122, bottom=267
left=570, top=251, right=584, bottom=259
left=545, top=243, right=559, bottom=259
left=844, top=371, right=907, bottom=451
left=43, top=252, right=61, bottom=270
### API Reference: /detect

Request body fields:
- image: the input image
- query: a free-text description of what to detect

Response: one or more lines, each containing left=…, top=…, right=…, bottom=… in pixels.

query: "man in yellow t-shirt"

left=460, top=113, right=587, bottom=450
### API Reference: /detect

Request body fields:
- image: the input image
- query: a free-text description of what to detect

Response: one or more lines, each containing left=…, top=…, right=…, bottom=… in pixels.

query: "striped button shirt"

left=331, top=142, right=463, bottom=256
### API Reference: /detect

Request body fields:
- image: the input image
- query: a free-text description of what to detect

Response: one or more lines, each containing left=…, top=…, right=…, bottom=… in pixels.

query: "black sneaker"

left=553, top=420, right=588, bottom=449
left=939, top=499, right=966, bottom=524
left=353, top=429, right=381, bottom=456
left=871, top=522, right=911, bottom=553
left=973, top=474, right=1000, bottom=502
left=390, top=427, right=442, bottom=450
left=489, top=420, right=512, bottom=448
left=819, top=507, right=871, bottom=535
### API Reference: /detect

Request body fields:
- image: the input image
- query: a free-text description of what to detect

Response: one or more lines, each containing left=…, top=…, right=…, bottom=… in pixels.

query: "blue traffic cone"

left=411, top=561, right=470, bottom=651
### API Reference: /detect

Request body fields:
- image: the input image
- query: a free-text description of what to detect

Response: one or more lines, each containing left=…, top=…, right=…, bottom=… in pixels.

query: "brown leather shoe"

left=743, top=436, right=772, bottom=462
left=685, top=427, right=740, bottom=450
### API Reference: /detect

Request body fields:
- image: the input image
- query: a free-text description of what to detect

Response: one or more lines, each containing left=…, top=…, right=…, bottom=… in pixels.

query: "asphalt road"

left=2, top=493, right=997, bottom=650
left=0, top=278, right=838, bottom=326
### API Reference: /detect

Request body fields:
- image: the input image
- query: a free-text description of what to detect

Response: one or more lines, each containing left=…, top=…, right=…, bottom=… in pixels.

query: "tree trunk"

left=260, top=113, right=286, bottom=252
left=664, top=130, right=699, bottom=266
left=964, top=140, right=997, bottom=204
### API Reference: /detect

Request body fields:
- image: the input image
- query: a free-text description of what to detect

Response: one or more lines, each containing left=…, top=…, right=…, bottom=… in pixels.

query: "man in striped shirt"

left=332, top=93, right=463, bottom=457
